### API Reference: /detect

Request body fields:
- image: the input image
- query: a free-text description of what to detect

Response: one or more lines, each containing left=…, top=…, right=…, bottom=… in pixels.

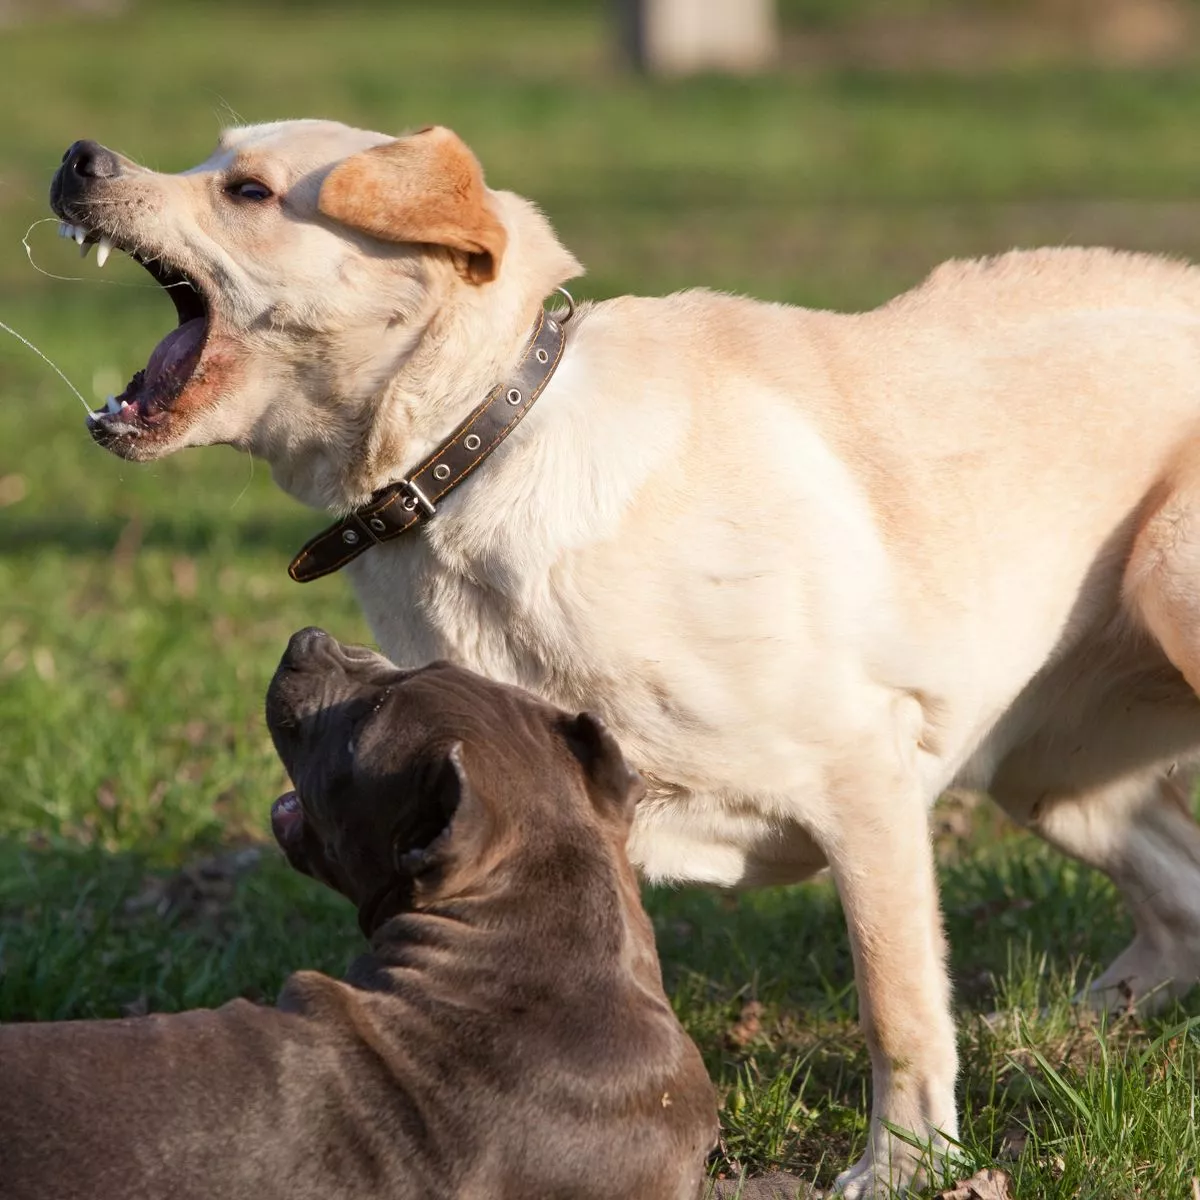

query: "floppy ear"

left=559, top=711, right=645, bottom=819
left=318, top=125, right=507, bottom=284
left=394, top=742, right=485, bottom=879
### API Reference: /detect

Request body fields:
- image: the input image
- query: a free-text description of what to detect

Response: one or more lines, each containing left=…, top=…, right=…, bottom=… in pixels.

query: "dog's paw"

left=834, top=1155, right=907, bottom=1200
left=833, top=1129, right=959, bottom=1198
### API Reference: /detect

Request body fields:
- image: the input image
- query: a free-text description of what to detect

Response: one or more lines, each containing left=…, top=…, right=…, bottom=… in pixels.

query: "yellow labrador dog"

left=51, top=122, right=1200, bottom=1196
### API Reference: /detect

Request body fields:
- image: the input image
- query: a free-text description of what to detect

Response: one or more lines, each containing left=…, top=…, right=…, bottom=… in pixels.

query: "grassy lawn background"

left=1, top=3, right=1199, bottom=1196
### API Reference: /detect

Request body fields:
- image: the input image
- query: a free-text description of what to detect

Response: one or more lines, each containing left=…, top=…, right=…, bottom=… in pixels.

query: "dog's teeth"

left=105, top=394, right=120, bottom=414
left=95, top=236, right=112, bottom=268
left=79, top=240, right=93, bottom=259
left=73, top=227, right=86, bottom=246
left=58, top=222, right=69, bottom=239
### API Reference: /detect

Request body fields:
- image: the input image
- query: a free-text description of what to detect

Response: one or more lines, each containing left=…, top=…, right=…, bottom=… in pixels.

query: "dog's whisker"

left=13, top=222, right=209, bottom=419
left=21, top=220, right=193, bottom=291
left=21, top=218, right=92, bottom=285
left=230, top=447, right=256, bottom=511
left=206, top=92, right=245, bottom=131
left=0, top=315, right=95, bottom=414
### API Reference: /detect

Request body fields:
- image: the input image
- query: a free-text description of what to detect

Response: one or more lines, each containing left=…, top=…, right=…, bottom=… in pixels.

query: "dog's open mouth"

left=56, top=220, right=211, bottom=440
left=271, top=790, right=306, bottom=853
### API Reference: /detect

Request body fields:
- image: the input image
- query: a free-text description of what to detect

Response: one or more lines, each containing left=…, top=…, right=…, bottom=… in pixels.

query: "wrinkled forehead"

left=384, top=667, right=563, bottom=759
left=189, top=119, right=395, bottom=185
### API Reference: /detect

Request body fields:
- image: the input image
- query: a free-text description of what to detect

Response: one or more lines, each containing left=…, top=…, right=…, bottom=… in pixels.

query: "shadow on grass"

left=0, top=837, right=357, bottom=1023
left=0, top=824, right=1145, bottom=1025
left=4, top=827, right=1198, bottom=1192
left=648, top=827, right=1138, bottom=1028
left=0, top=513, right=321, bottom=559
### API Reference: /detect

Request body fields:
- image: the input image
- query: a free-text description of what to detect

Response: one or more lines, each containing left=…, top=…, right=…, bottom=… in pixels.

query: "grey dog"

left=0, top=628, right=717, bottom=1200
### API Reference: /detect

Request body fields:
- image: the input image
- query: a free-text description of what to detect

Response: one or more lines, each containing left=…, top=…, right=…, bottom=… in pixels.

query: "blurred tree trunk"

left=617, top=0, right=777, bottom=75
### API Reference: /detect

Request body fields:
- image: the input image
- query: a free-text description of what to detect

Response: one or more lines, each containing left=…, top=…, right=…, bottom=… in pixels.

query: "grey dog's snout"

left=282, top=626, right=332, bottom=670
left=61, top=139, right=122, bottom=185
left=266, top=629, right=334, bottom=743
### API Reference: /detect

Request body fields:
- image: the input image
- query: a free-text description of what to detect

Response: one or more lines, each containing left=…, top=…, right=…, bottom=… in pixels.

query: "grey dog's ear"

left=558, top=711, right=645, bottom=818
left=318, top=125, right=507, bottom=284
left=394, top=742, right=483, bottom=879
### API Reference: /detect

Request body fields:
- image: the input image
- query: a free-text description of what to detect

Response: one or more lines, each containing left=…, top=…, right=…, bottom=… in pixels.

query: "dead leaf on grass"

left=179, top=720, right=209, bottom=746
left=124, top=847, right=262, bottom=923
left=121, top=993, right=148, bottom=1018
left=996, top=1127, right=1027, bottom=1161
left=726, top=999, right=766, bottom=1049
left=710, top=1170, right=816, bottom=1199
left=0, top=474, right=27, bottom=506
left=933, top=787, right=981, bottom=849
left=936, top=1168, right=1014, bottom=1200
left=112, top=514, right=143, bottom=569
left=32, top=646, right=55, bottom=682
left=171, top=556, right=198, bottom=599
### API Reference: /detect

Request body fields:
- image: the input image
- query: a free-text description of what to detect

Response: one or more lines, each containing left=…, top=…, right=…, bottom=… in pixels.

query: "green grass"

left=2, top=3, right=1200, bottom=1197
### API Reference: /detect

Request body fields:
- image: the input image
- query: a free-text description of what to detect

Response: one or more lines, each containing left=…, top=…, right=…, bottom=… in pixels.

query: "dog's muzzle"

left=51, top=139, right=123, bottom=212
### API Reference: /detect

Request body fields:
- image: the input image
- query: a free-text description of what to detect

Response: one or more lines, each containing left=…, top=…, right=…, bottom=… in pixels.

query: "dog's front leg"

left=823, top=762, right=958, bottom=1198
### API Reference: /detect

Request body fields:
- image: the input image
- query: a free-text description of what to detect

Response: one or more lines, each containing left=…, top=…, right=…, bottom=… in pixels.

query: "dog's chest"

left=348, top=536, right=733, bottom=786
left=349, top=538, right=593, bottom=700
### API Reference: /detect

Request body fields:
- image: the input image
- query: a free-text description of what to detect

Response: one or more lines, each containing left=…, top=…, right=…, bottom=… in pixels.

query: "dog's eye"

left=345, top=686, right=391, bottom=758
left=226, top=179, right=273, bottom=202
left=347, top=688, right=392, bottom=760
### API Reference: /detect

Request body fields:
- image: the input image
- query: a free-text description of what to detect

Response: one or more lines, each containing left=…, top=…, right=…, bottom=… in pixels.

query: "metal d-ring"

left=553, top=285, right=575, bottom=324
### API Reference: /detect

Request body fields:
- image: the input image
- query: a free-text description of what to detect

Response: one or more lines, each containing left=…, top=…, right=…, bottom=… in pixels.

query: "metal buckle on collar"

left=399, top=478, right=437, bottom=517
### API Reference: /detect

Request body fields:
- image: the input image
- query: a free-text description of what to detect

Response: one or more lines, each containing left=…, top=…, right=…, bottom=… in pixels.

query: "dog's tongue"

left=144, top=317, right=205, bottom=388
left=271, top=790, right=304, bottom=849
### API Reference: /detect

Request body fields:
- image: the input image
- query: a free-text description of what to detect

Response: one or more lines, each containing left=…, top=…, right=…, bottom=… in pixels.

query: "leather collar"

left=288, top=297, right=570, bottom=583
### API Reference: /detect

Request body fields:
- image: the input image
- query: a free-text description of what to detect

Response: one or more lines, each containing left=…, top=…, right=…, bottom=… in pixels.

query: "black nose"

left=283, top=626, right=331, bottom=668
left=62, top=139, right=121, bottom=182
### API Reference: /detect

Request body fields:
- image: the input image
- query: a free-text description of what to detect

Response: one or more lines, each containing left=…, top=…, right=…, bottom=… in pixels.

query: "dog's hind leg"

left=1083, top=466, right=1200, bottom=1009
left=989, top=465, right=1200, bottom=1013
left=991, top=760, right=1200, bottom=1013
